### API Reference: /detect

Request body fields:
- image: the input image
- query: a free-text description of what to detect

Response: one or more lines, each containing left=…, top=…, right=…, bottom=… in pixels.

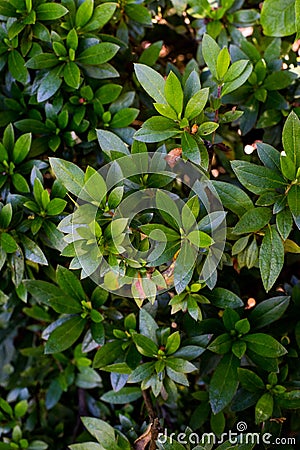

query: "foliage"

left=0, top=1, right=300, bottom=449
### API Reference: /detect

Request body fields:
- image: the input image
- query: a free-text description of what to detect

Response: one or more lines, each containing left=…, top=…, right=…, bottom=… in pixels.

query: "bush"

left=0, top=0, right=299, bottom=449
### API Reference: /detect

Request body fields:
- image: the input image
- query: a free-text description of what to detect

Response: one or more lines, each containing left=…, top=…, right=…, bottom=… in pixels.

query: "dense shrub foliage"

left=0, top=0, right=300, bottom=449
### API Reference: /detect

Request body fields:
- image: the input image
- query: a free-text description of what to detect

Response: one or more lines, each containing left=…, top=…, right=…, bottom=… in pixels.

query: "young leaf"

left=164, top=71, right=183, bottom=116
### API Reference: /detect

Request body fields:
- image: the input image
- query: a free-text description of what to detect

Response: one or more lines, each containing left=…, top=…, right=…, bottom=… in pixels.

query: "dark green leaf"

left=64, top=62, right=81, bottom=89
left=249, top=296, right=290, bottom=329
left=209, top=353, right=239, bottom=414
left=259, top=226, right=284, bottom=292
left=77, top=43, right=119, bottom=65
left=56, top=265, right=85, bottom=302
left=288, top=184, right=300, bottom=229
left=243, top=333, right=287, bottom=357
left=231, top=161, right=286, bottom=194
left=233, top=207, right=272, bottom=234
left=36, top=3, right=68, bottom=20
left=8, top=50, right=28, bottom=84
left=211, top=180, right=253, bottom=217
left=206, top=288, right=244, bottom=308
left=101, top=387, right=142, bottom=404
left=45, top=316, right=86, bottom=354
left=238, top=368, right=265, bottom=392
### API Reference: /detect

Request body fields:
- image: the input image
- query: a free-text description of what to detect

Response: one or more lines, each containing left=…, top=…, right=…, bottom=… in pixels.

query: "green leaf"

left=280, top=153, right=296, bottom=180
left=276, top=208, right=293, bottom=240
left=12, top=173, right=30, bottom=193
left=206, top=288, right=244, bottom=308
left=128, top=362, right=155, bottom=383
left=93, top=341, right=123, bottom=368
left=36, top=67, right=63, bottom=102
left=154, top=103, right=178, bottom=120
left=233, top=207, right=272, bottom=234
left=187, top=230, right=214, bottom=248
left=134, top=63, right=166, bottom=103
left=81, top=3, right=117, bottom=32
left=211, top=181, right=253, bottom=217
left=125, top=4, right=152, bottom=26
left=255, top=392, right=273, bottom=424
left=202, top=34, right=220, bottom=79
left=243, top=333, right=287, bottom=357
left=24, top=280, right=64, bottom=303
left=165, top=331, right=180, bottom=355
left=22, top=236, right=48, bottom=265
left=164, top=71, right=183, bottom=115
left=101, top=387, right=142, bottom=404
left=110, top=108, right=139, bottom=128
left=36, top=3, right=68, bottom=20
left=261, top=0, right=296, bottom=36
left=249, top=296, right=290, bottom=329
left=139, top=308, right=159, bottom=343
left=166, top=358, right=196, bottom=373
left=81, top=417, right=115, bottom=446
left=12, top=133, right=31, bottom=164
left=181, top=131, right=200, bottom=164
left=133, top=334, right=158, bottom=357
left=64, top=62, right=81, bottom=89
left=288, top=184, right=300, bottom=229
left=8, top=50, right=28, bottom=84
left=49, top=157, right=85, bottom=197
left=208, top=333, right=232, bottom=354
left=0, top=232, right=17, bottom=253
left=26, top=53, right=59, bottom=69
left=238, top=368, right=265, bottom=392
left=222, top=62, right=252, bottom=96
left=209, top=353, right=239, bottom=414
left=0, top=203, right=12, bottom=229
left=231, top=161, right=286, bottom=194
left=45, top=316, right=86, bottom=354
left=216, top=47, right=230, bottom=79
left=49, top=296, right=83, bottom=314
left=46, top=198, right=67, bottom=216
left=283, top=111, right=300, bottom=169
left=139, top=40, right=163, bottom=66
left=77, top=43, right=119, bottom=65
left=277, top=390, right=300, bottom=409
left=256, top=142, right=281, bottom=171
left=56, top=265, right=85, bottom=302
left=96, top=128, right=129, bottom=157
left=259, top=226, right=284, bottom=292
left=174, top=240, right=197, bottom=293
left=75, top=0, right=94, bottom=28
left=184, top=88, right=209, bottom=120
left=198, top=121, right=219, bottom=136
left=134, top=116, right=179, bottom=143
